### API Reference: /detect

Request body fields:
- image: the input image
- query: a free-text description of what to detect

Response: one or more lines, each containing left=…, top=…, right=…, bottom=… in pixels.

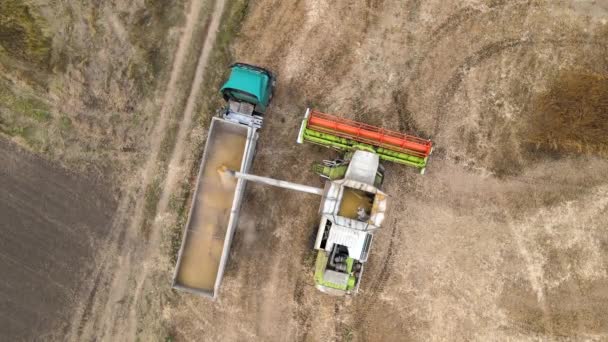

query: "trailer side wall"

left=172, top=118, right=255, bottom=297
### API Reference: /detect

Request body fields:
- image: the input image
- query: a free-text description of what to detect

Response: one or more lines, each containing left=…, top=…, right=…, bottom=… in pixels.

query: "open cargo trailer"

left=172, top=118, right=258, bottom=297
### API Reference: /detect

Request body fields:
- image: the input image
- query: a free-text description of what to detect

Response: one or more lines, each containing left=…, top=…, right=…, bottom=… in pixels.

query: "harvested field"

left=0, top=138, right=116, bottom=341
left=2, top=0, right=608, bottom=341
left=163, top=1, right=608, bottom=341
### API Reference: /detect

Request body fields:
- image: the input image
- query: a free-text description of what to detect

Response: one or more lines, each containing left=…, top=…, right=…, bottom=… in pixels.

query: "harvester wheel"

left=375, top=164, right=385, bottom=187
left=308, top=225, right=320, bottom=249
left=378, top=163, right=385, bottom=174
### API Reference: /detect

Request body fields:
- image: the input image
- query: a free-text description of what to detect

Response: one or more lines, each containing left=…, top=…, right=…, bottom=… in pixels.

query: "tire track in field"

left=406, top=1, right=536, bottom=85
left=354, top=223, right=398, bottom=341
left=433, top=36, right=608, bottom=135
left=434, top=38, right=529, bottom=134
left=368, top=223, right=398, bottom=298
left=399, top=1, right=537, bottom=134
left=293, top=278, right=312, bottom=342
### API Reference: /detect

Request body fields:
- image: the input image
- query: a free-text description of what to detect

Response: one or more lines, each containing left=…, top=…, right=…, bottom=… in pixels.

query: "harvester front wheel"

left=375, top=164, right=385, bottom=187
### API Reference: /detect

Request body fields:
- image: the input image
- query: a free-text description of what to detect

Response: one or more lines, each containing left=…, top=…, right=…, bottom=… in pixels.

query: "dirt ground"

left=0, top=138, right=116, bottom=341
left=2, top=0, right=608, bottom=341
left=164, top=0, right=608, bottom=341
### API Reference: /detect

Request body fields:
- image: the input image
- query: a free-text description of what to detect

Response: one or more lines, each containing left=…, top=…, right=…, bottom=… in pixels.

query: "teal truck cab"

left=220, top=63, right=275, bottom=129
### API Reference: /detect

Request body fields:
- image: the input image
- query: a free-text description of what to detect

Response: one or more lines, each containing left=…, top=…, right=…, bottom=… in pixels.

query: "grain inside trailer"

left=172, top=118, right=256, bottom=297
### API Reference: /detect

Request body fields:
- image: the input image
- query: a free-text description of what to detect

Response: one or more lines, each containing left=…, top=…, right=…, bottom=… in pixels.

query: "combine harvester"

left=221, top=109, right=433, bottom=296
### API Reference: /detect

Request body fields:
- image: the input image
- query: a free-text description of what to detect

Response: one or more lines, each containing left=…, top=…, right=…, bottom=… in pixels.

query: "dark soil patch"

left=524, top=71, right=608, bottom=158
left=0, top=1, right=51, bottom=70
left=0, top=138, right=116, bottom=341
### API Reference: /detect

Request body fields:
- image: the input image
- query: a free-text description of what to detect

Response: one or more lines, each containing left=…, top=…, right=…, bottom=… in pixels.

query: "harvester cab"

left=220, top=63, right=275, bottom=129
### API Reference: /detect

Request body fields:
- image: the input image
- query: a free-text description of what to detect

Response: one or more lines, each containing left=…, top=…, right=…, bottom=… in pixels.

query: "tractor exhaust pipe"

left=218, top=166, right=324, bottom=196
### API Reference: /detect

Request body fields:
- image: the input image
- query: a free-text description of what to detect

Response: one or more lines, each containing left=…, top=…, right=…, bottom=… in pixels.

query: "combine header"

left=298, top=109, right=433, bottom=173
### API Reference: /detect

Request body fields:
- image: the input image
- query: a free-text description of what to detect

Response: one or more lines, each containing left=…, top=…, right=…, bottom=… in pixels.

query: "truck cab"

left=220, top=63, right=275, bottom=129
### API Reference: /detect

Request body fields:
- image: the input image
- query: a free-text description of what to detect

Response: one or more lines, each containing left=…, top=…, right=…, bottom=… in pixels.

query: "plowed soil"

left=0, top=138, right=116, bottom=341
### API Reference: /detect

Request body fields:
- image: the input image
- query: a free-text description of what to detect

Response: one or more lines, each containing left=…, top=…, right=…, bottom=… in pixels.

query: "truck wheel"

left=269, top=79, right=276, bottom=102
